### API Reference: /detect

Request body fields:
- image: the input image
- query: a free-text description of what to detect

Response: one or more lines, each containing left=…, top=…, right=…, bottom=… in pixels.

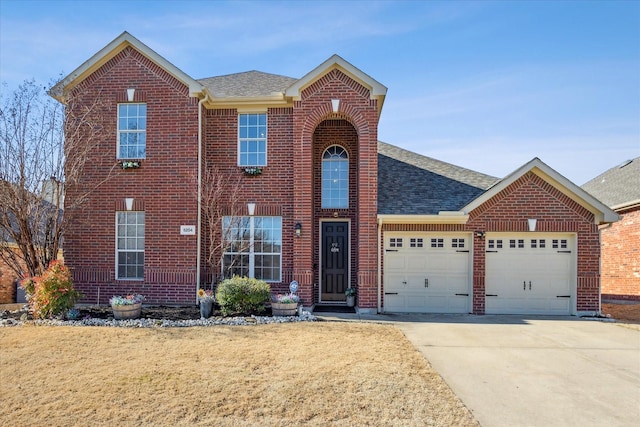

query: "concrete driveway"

left=390, top=315, right=640, bottom=427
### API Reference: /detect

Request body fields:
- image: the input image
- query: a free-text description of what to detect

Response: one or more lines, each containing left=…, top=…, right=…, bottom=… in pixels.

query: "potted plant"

left=271, top=293, right=299, bottom=316
left=197, top=288, right=215, bottom=319
left=109, top=294, right=145, bottom=319
left=345, top=287, right=356, bottom=307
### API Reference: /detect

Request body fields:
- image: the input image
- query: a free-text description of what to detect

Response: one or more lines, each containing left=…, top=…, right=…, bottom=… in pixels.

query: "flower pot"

left=200, top=300, right=213, bottom=319
left=346, top=295, right=355, bottom=307
left=271, top=302, right=298, bottom=316
left=112, top=303, right=142, bottom=320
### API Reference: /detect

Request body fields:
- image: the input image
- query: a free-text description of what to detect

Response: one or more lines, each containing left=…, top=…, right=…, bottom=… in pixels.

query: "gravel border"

left=0, top=308, right=318, bottom=328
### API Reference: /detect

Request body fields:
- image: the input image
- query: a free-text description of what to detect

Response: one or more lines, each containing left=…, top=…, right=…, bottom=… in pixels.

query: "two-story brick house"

left=50, top=32, right=617, bottom=315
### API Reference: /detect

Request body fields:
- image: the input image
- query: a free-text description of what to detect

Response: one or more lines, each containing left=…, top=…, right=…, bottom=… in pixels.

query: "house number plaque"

left=180, top=225, right=196, bottom=235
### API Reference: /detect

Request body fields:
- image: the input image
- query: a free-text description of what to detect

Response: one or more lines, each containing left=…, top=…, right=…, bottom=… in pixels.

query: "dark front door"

left=321, top=221, right=349, bottom=302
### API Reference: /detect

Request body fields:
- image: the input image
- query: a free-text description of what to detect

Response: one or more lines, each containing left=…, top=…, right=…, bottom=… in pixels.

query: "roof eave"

left=285, top=54, right=387, bottom=114
left=462, top=158, right=620, bottom=225
left=204, top=93, right=291, bottom=110
left=611, top=199, right=640, bottom=212
left=378, top=212, right=469, bottom=225
left=49, top=31, right=204, bottom=102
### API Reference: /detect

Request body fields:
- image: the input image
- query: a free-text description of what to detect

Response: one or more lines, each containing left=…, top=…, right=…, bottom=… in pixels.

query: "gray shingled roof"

left=378, top=142, right=499, bottom=215
left=581, top=157, right=640, bottom=209
left=198, top=71, right=298, bottom=98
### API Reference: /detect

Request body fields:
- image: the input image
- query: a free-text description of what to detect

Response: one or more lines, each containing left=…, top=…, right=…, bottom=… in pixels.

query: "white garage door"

left=485, top=233, right=574, bottom=315
left=384, top=233, right=472, bottom=313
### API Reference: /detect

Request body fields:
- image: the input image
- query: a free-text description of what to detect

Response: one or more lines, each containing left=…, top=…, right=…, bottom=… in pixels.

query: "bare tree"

left=199, top=163, right=247, bottom=286
left=0, top=79, right=114, bottom=279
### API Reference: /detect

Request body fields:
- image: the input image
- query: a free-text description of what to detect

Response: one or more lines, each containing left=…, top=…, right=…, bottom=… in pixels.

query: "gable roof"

left=49, top=31, right=204, bottom=101
left=378, top=142, right=498, bottom=215
left=581, top=157, right=640, bottom=211
left=285, top=54, right=387, bottom=114
left=462, top=157, right=620, bottom=224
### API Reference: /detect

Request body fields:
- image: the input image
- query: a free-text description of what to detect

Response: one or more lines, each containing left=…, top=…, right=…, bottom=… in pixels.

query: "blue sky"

left=1, top=0, right=638, bottom=185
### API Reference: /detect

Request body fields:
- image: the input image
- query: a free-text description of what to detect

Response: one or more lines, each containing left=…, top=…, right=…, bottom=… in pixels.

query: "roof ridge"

left=197, top=69, right=297, bottom=81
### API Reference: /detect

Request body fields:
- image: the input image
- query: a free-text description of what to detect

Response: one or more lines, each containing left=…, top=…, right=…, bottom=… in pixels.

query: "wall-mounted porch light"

left=474, top=231, right=485, bottom=238
left=295, top=222, right=302, bottom=238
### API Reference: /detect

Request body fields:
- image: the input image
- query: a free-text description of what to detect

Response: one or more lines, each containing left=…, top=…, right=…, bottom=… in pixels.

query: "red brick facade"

left=600, top=207, right=640, bottom=300
left=64, top=47, right=199, bottom=305
left=0, top=246, right=22, bottom=303
left=54, top=33, right=610, bottom=314
left=201, top=70, right=380, bottom=308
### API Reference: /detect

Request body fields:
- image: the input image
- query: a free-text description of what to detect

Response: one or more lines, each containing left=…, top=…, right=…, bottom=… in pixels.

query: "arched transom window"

left=322, top=145, right=349, bottom=209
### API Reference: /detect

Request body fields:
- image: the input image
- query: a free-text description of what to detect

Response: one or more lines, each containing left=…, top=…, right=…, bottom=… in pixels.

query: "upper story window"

left=238, top=113, right=267, bottom=166
left=118, top=103, right=147, bottom=159
left=322, top=145, right=349, bottom=209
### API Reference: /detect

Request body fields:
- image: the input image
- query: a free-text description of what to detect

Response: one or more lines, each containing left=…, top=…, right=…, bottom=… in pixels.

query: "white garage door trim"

left=485, top=233, right=576, bottom=315
left=383, top=232, right=472, bottom=313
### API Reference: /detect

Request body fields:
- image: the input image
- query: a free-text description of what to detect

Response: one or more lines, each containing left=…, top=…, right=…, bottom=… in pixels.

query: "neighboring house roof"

left=378, top=142, right=498, bottom=215
left=462, top=157, right=620, bottom=225
left=198, top=71, right=297, bottom=98
left=581, top=157, right=640, bottom=211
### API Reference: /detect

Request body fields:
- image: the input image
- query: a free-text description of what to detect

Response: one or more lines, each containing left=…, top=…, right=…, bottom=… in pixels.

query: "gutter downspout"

left=377, top=216, right=382, bottom=313
left=196, top=94, right=209, bottom=302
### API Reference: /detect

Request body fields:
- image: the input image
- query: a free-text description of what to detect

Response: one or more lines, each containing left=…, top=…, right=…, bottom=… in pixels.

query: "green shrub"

left=215, top=276, right=271, bottom=316
left=21, top=261, right=81, bottom=319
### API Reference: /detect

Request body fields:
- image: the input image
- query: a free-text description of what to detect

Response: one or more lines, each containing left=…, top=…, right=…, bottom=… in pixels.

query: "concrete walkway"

left=317, top=312, right=640, bottom=427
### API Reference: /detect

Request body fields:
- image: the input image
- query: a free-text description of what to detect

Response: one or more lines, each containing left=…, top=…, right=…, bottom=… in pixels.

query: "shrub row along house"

left=49, top=32, right=618, bottom=315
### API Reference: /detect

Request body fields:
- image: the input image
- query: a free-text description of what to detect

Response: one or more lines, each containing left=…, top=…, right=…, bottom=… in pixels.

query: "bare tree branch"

left=198, top=163, right=246, bottom=285
left=0, top=79, right=117, bottom=279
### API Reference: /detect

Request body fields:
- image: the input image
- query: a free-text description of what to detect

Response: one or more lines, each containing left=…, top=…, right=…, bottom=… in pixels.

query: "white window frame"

left=117, top=103, right=147, bottom=159
left=321, top=145, right=349, bottom=209
left=116, top=211, right=145, bottom=280
left=222, top=215, right=281, bottom=282
left=238, top=113, right=267, bottom=167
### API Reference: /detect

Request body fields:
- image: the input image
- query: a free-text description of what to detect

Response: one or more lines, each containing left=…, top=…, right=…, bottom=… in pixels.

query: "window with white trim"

left=116, top=212, right=145, bottom=280
left=238, top=113, right=267, bottom=166
left=117, top=103, right=146, bottom=159
left=322, top=145, right=349, bottom=208
left=222, top=216, right=281, bottom=282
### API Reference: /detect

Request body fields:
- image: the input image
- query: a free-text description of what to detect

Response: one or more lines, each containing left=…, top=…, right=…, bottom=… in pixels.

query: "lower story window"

left=222, top=216, right=282, bottom=282
left=116, top=211, right=144, bottom=279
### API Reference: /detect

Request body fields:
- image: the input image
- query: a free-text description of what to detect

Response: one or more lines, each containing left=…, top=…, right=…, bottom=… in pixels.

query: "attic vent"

left=618, top=159, right=633, bottom=169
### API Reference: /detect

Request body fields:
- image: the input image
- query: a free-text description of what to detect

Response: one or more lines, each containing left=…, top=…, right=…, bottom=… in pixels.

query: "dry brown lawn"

left=0, top=322, right=477, bottom=426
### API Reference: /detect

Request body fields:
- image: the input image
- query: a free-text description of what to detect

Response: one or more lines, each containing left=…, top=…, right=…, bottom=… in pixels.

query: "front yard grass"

left=0, top=322, right=477, bottom=426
